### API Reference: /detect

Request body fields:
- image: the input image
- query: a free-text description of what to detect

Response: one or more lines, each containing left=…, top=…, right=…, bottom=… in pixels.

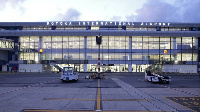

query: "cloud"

left=109, top=16, right=122, bottom=21
left=56, top=8, right=81, bottom=21
left=0, top=0, right=25, bottom=10
left=126, top=0, right=200, bottom=23
left=179, top=0, right=200, bottom=23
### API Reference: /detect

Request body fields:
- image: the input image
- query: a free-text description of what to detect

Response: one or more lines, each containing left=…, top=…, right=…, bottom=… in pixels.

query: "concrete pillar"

left=84, top=36, right=87, bottom=60
left=84, top=36, right=87, bottom=72
left=129, top=36, right=132, bottom=61
left=128, top=64, right=132, bottom=72
left=129, top=36, right=132, bottom=72
left=173, top=37, right=176, bottom=49
left=39, top=36, right=43, bottom=61
left=194, top=37, right=198, bottom=48
left=84, top=64, right=87, bottom=72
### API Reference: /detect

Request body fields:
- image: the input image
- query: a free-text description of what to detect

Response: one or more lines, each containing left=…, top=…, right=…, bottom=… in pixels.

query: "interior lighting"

left=39, top=49, right=43, bottom=53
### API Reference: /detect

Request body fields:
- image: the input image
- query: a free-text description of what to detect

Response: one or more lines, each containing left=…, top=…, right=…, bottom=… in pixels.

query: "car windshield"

left=63, top=67, right=73, bottom=73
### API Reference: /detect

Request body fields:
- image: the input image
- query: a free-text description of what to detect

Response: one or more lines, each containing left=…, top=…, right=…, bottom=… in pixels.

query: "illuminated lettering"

left=123, top=22, right=126, bottom=25
left=163, top=23, right=165, bottom=26
left=105, top=22, right=108, bottom=25
left=45, top=21, right=171, bottom=27
left=69, top=22, right=72, bottom=25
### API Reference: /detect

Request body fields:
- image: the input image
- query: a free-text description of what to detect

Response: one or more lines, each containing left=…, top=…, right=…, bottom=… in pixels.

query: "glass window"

left=132, top=36, right=142, bottom=49
left=182, top=53, right=192, bottom=61
left=80, top=37, right=84, bottom=49
left=193, top=37, right=198, bottom=49
left=43, top=36, right=52, bottom=60
left=109, top=36, right=115, bottom=49
left=160, top=37, right=170, bottom=49
left=87, top=36, right=98, bottom=49
left=160, top=50, right=171, bottom=61
left=69, top=36, right=80, bottom=49
left=149, top=37, right=159, bottom=49
left=143, top=36, right=148, bottom=49
left=63, top=36, right=68, bottom=49
left=114, top=36, right=128, bottom=49
left=193, top=53, right=198, bottom=61
left=20, top=36, right=30, bottom=50
left=149, top=52, right=159, bottom=60
left=52, top=53, right=62, bottom=60
left=52, top=36, right=62, bottom=49
left=87, top=53, right=98, bottom=60
left=132, top=53, right=142, bottom=60
left=102, top=36, right=108, bottom=49
left=176, top=37, right=182, bottom=49
left=182, top=37, right=192, bottom=49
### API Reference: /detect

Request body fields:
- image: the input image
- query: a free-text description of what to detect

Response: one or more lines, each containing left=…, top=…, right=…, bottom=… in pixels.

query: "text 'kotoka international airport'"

left=0, top=21, right=200, bottom=73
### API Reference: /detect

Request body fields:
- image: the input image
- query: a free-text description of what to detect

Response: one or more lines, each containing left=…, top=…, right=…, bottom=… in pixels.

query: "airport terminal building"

left=0, top=21, right=200, bottom=73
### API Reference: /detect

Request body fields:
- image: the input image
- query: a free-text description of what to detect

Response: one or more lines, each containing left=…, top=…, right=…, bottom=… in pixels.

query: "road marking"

left=43, top=98, right=151, bottom=101
left=165, top=97, right=200, bottom=112
left=23, top=110, right=93, bottom=112
left=23, top=109, right=172, bottom=112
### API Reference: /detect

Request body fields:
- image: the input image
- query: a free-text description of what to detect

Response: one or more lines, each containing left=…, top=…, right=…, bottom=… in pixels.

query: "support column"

left=173, top=37, right=176, bottom=49
left=128, top=64, right=132, bottom=72
left=84, top=36, right=87, bottom=72
left=84, top=64, right=87, bottom=72
left=84, top=36, right=87, bottom=59
left=83, top=36, right=88, bottom=72
left=129, top=36, right=132, bottom=72
left=39, top=36, right=43, bottom=62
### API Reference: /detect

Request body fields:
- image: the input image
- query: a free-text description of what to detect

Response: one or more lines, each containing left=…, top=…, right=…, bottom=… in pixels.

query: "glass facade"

left=0, top=39, right=14, bottom=49
left=18, top=36, right=198, bottom=72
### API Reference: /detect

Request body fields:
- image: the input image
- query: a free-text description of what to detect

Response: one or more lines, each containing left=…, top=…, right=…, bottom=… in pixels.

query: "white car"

left=61, top=67, right=79, bottom=82
left=145, top=70, right=171, bottom=84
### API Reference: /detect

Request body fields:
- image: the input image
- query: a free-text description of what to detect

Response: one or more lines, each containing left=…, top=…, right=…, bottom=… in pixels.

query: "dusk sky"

left=0, top=0, right=199, bottom=22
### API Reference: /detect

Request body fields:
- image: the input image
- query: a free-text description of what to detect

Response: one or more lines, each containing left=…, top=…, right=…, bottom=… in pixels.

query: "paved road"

left=0, top=73, right=199, bottom=112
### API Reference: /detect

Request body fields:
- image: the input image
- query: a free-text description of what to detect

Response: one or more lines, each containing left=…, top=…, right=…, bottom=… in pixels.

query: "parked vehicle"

left=61, top=67, right=79, bottom=82
left=145, top=70, right=171, bottom=84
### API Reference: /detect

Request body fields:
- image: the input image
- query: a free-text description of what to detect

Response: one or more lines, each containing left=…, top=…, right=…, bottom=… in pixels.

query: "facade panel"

left=0, top=21, right=199, bottom=73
